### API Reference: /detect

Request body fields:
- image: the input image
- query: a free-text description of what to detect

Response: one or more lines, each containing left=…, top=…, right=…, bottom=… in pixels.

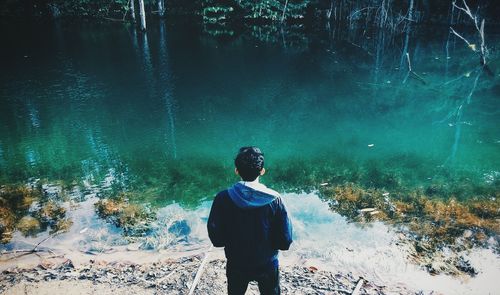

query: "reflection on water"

left=0, top=19, right=499, bottom=293
left=1, top=22, right=499, bottom=190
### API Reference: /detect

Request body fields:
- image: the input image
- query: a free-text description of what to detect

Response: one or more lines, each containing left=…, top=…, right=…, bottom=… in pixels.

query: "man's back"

left=208, top=182, right=292, bottom=271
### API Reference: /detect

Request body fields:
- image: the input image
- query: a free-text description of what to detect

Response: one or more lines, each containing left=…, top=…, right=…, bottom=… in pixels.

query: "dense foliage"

left=1, top=0, right=499, bottom=25
left=201, top=0, right=309, bottom=23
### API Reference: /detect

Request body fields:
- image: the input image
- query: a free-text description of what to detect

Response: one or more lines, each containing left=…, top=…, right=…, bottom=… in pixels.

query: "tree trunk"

left=138, top=0, right=146, bottom=31
left=408, top=0, right=414, bottom=21
left=130, top=0, right=136, bottom=23
left=158, top=0, right=165, bottom=18
left=400, top=0, right=414, bottom=67
left=281, top=0, right=288, bottom=23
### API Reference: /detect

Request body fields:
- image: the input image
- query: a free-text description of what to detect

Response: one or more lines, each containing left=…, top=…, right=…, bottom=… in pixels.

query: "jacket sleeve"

left=207, top=193, right=226, bottom=247
left=273, top=197, right=293, bottom=250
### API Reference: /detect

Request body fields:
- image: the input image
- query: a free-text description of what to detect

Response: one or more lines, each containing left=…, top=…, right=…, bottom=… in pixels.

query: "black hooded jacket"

left=207, top=182, right=293, bottom=271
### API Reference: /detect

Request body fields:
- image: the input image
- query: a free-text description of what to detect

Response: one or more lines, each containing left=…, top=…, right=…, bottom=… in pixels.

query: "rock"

left=0, top=257, right=411, bottom=294
left=23, top=273, right=36, bottom=281
left=168, top=220, right=191, bottom=237
left=126, top=242, right=142, bottom=251
left=63, top=259, right=75, bottom=269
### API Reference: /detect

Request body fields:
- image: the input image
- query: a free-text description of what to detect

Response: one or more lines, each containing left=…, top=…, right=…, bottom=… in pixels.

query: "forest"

left=2, top=0, right=500, bottom=26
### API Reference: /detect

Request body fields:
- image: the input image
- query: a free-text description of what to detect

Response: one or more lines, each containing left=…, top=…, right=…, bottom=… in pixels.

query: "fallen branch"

left=2, top=229, right=65, bottom=258
left=404, top=53, right=427, bottom=85
left=352, top=278, right=364, bottom=295
left=188, top=245, right=213, bottom=295
left=410, top=72, right=427, bottom=85
left=1, top=248, right=52, bottom=255
left=33, top=230, right=65, bottom=252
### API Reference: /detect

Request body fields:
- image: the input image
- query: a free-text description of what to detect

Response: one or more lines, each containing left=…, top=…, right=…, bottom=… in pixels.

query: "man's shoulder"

left=266, top=189, right=286, bottom=210
left=214, top=189, right=230, bottom=201
left=249, top=182, right=281, bottom=199
left=265, top=187, right=282, bottom=199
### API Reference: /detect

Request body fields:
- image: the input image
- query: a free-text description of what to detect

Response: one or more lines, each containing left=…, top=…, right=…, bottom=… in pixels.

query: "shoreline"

left=2, top=241, right=499, bottom=295
left=1, top=247, right=413, bottom=295
left=1, top=184, right=499, bottom=294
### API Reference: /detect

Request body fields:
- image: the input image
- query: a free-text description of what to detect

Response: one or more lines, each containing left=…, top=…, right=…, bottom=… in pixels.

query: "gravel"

left=0, top=255, right=415, bottom=295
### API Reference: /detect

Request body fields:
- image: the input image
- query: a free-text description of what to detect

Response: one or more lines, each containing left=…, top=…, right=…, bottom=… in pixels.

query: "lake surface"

left=1, top=19, right=499, bottom=294
left=1, top=20, right=499, bottom=200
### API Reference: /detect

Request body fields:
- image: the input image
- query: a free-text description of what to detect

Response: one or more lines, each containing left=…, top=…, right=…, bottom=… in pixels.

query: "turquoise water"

left=0, top=21, right=499, bottom=207
left=1, top=20, right=500, bottom=293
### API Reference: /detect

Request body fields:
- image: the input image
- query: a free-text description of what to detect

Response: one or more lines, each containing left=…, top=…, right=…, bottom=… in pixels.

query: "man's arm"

left=273, top=197, right=293, bottom=250
left=207, top=193, right=226, bottom=247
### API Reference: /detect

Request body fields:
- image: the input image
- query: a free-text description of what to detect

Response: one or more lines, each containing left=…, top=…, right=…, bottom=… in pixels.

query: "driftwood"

left=1, top=248, right=52, bottom=255
left=188, top=245, right=213, bottom=295
left=1, top=230, right=65, bottom=260
left=351, top=278, right=364, bottom=295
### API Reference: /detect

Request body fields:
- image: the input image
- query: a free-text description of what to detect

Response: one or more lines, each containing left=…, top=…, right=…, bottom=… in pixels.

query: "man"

left=207, top=146, right=293, bottom=295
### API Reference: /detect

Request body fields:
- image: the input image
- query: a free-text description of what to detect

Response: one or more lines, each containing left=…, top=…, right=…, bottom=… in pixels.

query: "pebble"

left=1, top=257, right=412, bottom=295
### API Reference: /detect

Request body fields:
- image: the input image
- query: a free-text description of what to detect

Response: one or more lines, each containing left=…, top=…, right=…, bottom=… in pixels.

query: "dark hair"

left=235, top=147, right=265, bottom=181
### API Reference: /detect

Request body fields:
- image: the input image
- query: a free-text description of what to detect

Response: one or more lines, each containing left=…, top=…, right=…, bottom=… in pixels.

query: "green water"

left=1, top=21, right=499, bottom=207
left=1, top=20, right=499, bottom=294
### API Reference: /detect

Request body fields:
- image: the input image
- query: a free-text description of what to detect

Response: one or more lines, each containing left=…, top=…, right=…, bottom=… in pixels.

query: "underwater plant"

left=0, top=183, right=72, bottom=243
left=95, top=192, right=156, bottom=237
left=319, top=180, right=500, bottom=275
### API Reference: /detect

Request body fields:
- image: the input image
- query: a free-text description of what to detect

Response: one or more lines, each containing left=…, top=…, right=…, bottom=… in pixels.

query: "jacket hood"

left=228, top=182, right=280, bottom=209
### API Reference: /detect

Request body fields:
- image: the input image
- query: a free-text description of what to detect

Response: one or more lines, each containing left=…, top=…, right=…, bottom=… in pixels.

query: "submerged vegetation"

left=319, top=182, right=499, bottom=275
left=0, top=183, right=72, bottom=244
left=95, top=192, right=155, bottom=236
left=2, top=160, right=497, bottom=276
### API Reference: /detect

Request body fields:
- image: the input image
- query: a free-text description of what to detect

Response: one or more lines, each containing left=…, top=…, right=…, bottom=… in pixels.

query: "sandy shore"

left=0, top=248, right=414, bottom=295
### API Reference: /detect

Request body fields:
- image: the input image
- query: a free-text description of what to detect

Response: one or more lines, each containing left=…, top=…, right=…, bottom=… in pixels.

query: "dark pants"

left=226, top=263, right=280, bottom=295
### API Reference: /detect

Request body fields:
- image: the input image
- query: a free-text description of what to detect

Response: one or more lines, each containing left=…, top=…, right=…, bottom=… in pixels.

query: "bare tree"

left=129, top=0, right=136, bottom=23
left=281, top=0, right=289, bottom=23
left=450, top=0, right=488, bottom=67
left=138, top=0, right=147, bottom=30
left=400, top=0, right=415, bottom=70
left=158, top=0, right=165, bottom=18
